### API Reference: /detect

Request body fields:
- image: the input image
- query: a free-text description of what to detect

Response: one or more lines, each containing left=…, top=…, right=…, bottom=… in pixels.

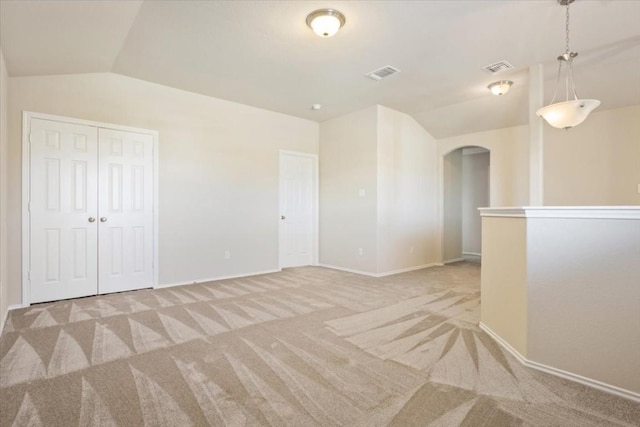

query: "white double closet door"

left=29, top=117, right=154, bottom=303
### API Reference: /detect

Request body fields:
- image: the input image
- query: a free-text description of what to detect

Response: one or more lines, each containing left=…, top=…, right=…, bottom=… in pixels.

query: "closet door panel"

left=29, top=119, right=99, bottom=303
left=98, top=128, right=154, bottom=294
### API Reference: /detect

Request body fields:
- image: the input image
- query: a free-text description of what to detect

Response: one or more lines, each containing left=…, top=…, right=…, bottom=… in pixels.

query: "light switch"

left=358, top=188, right=366, bottom=198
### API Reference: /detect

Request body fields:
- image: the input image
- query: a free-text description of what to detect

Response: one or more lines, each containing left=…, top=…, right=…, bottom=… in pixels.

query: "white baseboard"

left=443, top=257, right=465, bottom=264
left=462, top=251, right=481, bottom=257
left=479, top=322, right=640, bottom=403
left=376, top=263, right=442, bottom=277
left=156, top=268, right=282, bottom=289
left=318, top=263, right=442, bottom=278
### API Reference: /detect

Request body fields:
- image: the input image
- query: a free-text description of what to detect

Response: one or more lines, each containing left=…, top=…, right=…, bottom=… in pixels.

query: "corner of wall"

left=0, top=48, right=10, bottom=332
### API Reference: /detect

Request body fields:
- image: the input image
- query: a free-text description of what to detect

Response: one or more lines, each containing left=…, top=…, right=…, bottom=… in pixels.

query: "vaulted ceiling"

left=1, top=0, right=639, bottom=138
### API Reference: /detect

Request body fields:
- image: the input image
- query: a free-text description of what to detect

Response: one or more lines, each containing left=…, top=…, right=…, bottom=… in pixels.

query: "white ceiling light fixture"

left=488, top=80, right=513, bottom=96
left=536, top=0, right=600, bottom=130
left=306, top=9, right=346, bottom=37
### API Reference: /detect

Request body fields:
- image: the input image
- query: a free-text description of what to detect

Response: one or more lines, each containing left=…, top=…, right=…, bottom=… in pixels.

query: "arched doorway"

left=442, top=146, right=490, bottom=263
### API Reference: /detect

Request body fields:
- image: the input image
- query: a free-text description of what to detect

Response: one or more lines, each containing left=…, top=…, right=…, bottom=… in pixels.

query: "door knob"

left=88, top=217, right=96, bottom=223
left=281, top=215, right=286, bottom=220
left=100, top=217, right=107, bottom=222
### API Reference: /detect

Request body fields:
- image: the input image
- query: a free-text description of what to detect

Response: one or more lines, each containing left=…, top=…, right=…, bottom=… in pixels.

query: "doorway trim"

left=278, top=150, right=319, bottom=269
left=21, top=111, right=159, bottom=306
left=438, top=144, right=491, bottom=265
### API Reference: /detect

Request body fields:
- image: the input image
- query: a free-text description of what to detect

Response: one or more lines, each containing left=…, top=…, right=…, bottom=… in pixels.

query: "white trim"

left=156, top=269, right=282, bottom=289
left=376, top=263, right=442, bottom=277
left=479, top=322, right=640, bottom=403
left=318, top=263, right=442, bottom=278
left=462, top=252, right=481, bottom=257
left=278, top=150, right=319, bottom=268
left=21, top=111, right=160, bottom=307
left=479, top=206, right=640, bottom=220
left=317, top=264, right=378, bottom=277
left=443, top=257, right=465, bottom=264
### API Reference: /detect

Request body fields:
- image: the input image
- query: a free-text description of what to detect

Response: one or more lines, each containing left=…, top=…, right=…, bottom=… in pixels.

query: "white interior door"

left=29, top=118, right=99, bottom=303
left=98, top=128, right=154, bottom=294
left=279, top=152, right=316, bottom=268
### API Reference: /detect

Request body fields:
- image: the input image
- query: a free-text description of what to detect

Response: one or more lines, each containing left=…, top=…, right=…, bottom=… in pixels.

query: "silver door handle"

left=281, top=215, right=286, bottom=220
left=100, top=217, right=107, bottom=222
left=88, top=217, right=96, bottom=223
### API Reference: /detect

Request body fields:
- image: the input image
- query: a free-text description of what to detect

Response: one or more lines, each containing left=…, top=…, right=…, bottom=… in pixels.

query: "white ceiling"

left=1, top=0, right=639, bottom=138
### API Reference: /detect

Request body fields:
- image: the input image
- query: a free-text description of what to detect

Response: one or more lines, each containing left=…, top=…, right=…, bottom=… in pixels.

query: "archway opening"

left=442, top=146, right=490, bottom=263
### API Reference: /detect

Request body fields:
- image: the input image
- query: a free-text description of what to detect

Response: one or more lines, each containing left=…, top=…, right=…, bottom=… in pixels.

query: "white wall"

left=481, top=207, right=640, bottom=398
left=377, top=106, right=438, bottom=273
left=462, top=151, right=489, bottom=255
left=442, top=150, right=462, bottom=262
left=544, top=105, right=640, bottom=206
left=319, top=105, right=438, bottom=275
left=7, top=72, right=318, bottom=306
left=319, top=106, right=379, bottom=273
left=0, top=50, right=9, bottom=330
left=527, top=215, right=640, bottom=395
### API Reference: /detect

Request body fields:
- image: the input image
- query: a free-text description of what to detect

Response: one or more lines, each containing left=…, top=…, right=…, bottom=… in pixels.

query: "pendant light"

left=536, top=0, right=600, bottom=130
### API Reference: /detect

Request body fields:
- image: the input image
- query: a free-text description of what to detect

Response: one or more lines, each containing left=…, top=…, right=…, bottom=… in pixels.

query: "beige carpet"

left=1, top=262, right=638, bottom=426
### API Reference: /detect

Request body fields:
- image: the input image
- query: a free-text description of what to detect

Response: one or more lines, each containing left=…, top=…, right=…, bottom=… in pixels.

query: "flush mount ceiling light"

left=306, top=9, right=346, bottom=37
left=536, top=0, right=600, bottom=130
left=488, top=80, right=513, bottom=96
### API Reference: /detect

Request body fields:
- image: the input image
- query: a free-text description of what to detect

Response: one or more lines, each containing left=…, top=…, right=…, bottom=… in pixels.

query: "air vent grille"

left=366, top=65, right=401, bottom=81
left=481, top=60, right=515, bottom=74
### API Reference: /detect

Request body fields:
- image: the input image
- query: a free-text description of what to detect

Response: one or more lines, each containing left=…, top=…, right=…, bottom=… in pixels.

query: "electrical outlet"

left=358, top=247, right=363, bottom=256
left=224, top=251, right=231, bottom=260
left=358, top=188, right=366, bottom=198
left=410, top=245, right=414, bottom=254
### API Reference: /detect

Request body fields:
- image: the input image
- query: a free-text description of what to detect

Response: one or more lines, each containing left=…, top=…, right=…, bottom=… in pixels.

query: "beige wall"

left=377, top=106, right=438, bottom=273
left=7, top=72, right=318, bottom=306
left=438, top=125, right=530, bottom=208
left=480, top=216, right=528, bottom=357
left=544, top=105, right=640, bottom=206
left=0, top=50, right=9, bottom=330
left=319, top=106, right=378, bottom=273
left=442, top=149, right=462, bottom=262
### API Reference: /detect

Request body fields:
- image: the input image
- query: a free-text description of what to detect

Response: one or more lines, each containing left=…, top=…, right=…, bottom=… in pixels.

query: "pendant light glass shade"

left=537, top=0, right=600, bottom=130
left=536, top=99, right=601, bottom=129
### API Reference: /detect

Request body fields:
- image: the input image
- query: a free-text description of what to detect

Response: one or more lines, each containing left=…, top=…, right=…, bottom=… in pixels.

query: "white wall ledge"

left=479, top=206, right=640, bottom=219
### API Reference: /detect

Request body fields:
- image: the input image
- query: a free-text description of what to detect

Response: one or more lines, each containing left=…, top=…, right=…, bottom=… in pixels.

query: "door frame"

left=278, top=150, right=319, bottom=269
left=21, top=111, right=159, bottom=306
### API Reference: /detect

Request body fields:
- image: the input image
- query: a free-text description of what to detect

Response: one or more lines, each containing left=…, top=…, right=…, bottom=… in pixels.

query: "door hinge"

left=27, top=271, right=31, bottom=280
left=28, top=202, right=31, bottom=212
left=28, top=133, right=33, bottom=144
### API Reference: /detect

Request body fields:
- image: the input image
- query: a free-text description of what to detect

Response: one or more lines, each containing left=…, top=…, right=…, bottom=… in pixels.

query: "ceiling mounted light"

left=306, top=9, right=346, bottom=37
left=488, top=80, right=513, bottom=96
left=536, top=0, right=600, bottom=130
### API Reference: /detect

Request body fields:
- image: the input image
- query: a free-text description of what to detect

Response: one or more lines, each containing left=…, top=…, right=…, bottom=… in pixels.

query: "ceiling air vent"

left=481, top=60, right=515, bottom=75
left=366, top=65, right=401, bottom=81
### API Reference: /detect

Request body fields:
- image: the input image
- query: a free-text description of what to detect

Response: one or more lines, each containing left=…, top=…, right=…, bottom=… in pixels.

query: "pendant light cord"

left=549, top=1, right=579, bottom=105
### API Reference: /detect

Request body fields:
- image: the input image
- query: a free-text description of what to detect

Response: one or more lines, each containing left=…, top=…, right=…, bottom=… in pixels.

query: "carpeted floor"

left=1, top=262, right=638, bottom=426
